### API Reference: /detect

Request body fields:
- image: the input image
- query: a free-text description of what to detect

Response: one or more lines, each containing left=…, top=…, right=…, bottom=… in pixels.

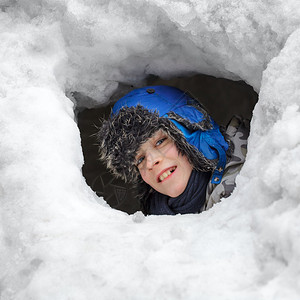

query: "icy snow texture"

left=1, top=0, right=300, bottom=299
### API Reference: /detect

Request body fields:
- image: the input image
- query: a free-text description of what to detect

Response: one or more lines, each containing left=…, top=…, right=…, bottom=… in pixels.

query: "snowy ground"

left=1, top=0, right=300, bottom=299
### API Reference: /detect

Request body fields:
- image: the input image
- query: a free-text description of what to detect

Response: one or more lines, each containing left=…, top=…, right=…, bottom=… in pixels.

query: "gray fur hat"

left=98, top=105, right=215, bottom=183
left=97, top=86, right=230, bottom=185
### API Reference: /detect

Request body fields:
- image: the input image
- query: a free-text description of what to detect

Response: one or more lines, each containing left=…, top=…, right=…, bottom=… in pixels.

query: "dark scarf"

left=147, top=170, right=211, bottom=215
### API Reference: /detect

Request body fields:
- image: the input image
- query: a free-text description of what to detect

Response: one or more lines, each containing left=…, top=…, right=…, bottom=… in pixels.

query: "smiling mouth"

left=158, top=166, right=177, bottom=182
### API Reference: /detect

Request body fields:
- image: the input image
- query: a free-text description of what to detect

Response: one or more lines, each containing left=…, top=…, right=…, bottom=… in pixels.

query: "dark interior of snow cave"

left=76, top=74, right=258, bottom=214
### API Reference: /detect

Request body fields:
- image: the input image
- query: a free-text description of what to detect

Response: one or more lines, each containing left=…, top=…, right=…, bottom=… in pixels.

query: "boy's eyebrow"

left=135, top=149, right=143, bottom=159
left=135, top=145, right=146, bottom=159
left=152, top=130, right=165, bottom=139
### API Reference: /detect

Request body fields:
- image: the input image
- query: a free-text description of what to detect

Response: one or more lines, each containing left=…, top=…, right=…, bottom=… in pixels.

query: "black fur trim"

left=97, top=105, right=218, bottom=183
left=167, top=111, right=212, bottom=131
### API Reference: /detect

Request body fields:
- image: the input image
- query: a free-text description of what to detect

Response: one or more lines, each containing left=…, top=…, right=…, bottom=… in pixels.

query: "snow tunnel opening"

left=75, top=73, right=258, bottom=214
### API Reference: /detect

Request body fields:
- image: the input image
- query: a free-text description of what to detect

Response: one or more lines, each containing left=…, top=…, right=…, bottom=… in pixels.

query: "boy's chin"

left=164, top=186, right=187, bottom=198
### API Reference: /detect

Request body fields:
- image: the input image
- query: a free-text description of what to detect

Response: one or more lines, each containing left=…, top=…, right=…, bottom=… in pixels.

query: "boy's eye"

left=136, top=156, right=145, bottom=166
left=156, top=138, right=166, bottom=146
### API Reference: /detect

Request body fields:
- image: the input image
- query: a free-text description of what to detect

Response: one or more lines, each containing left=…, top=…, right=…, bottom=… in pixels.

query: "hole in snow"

left=75, top=73, right=258, bottom=214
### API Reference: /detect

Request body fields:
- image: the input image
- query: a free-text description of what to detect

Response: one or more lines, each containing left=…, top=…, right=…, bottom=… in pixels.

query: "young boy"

left=98, top=85, right=249, bottom=215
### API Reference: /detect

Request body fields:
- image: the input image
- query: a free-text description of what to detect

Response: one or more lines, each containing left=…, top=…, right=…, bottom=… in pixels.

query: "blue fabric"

left=112, top=85, right=190, bottom=117
left=112, top=85, right=229, bottom=184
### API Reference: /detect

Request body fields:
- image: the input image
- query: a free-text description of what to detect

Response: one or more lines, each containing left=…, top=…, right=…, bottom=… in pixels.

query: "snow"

left=1, top=0, right=300, bottom=299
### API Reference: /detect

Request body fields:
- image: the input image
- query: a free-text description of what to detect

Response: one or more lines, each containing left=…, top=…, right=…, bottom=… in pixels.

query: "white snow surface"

left=1, top=0, right=300, bottom=299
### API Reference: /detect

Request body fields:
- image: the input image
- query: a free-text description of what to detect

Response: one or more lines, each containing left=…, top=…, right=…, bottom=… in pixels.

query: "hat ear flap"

left=166, top=111, right=213, bottom=132
left=97, top=119, right=111, bottom=159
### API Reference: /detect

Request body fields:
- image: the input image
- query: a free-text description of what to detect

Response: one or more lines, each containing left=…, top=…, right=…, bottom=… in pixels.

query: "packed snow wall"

left=1, top=1, right=300, bottom=299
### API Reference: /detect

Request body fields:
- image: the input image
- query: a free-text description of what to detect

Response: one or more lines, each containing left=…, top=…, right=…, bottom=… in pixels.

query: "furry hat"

left=97, top=86, right=230, bottom=185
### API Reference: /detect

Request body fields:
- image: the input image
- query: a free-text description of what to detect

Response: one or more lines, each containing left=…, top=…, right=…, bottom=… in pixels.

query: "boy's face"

left=135, top=130, right=193, bottom=197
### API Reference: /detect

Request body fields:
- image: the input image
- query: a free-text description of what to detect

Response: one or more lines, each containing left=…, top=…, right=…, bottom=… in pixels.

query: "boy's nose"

left=146, top=152, right=161, bottom=169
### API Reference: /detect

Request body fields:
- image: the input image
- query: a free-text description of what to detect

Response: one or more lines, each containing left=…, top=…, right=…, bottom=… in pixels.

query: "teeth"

left=159, top=169, right=173, bottom=182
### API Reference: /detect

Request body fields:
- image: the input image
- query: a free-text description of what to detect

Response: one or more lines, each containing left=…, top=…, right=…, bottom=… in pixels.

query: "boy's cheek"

left=138, top=168, right=148, bottom=182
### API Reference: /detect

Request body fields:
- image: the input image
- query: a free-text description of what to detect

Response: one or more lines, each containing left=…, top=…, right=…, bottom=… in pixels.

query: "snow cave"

left=1, top=1, right=300, bottom=299
left=77, top=74, right=258, bottom=214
